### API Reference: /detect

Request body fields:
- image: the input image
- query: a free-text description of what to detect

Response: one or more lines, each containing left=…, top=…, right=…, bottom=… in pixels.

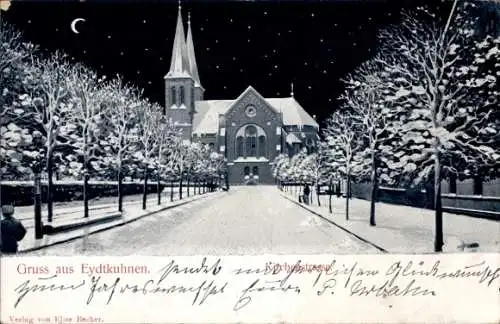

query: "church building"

left=164, top=5, right=319, bottom=185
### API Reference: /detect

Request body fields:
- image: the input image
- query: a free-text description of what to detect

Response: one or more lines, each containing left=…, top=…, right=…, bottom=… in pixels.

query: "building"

left=164, top=5, right=319, bottom=185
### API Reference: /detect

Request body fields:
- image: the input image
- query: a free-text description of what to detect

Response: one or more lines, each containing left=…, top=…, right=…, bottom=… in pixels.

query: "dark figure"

left=1, top=205, right=27, bottom=254
left=303, top=185, right=310, bottom=205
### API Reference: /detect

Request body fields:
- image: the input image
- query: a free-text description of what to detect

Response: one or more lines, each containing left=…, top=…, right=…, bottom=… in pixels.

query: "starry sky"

left=2, top=0, right=451, bottom=126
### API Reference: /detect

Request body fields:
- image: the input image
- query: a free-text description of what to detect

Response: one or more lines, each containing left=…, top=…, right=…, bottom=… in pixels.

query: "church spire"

left=167, top=1, right=189, bottom=78
left=186, top=11, right=202, bottom=88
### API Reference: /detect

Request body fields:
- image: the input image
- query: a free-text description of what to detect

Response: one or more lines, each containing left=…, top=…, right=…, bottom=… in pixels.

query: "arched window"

left=236, top=136, right=244, bottom=157
left=236, top=124, right=267, bottom=158
left=258, top=135, right=266, bottom=157
left=179, top=86, right=185, bottom=106
left=245, top=126, right=257, bottom=157
left=171, top=87, right=176, bottom=106
left=252, top=166, right=259, bottom=175
left=244, top=166, right=250, bottom=176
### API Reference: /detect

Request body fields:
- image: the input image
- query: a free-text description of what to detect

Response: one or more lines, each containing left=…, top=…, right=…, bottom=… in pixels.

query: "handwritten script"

left=11, top=257, right=500, bottom=311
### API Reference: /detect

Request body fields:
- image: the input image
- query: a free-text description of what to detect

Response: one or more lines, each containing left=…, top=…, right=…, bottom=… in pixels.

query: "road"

left=27, top=186, right=381, bottom=256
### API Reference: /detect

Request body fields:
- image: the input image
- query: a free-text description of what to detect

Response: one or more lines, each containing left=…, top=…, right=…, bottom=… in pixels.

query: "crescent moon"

left=71, top=18, right=85, bottom=34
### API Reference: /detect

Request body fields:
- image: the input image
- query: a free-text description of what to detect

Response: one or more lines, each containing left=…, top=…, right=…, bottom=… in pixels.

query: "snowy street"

left=26, top=186, right=381, bottom=256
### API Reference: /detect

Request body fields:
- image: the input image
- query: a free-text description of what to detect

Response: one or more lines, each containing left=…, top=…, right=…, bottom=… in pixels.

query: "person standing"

left=1, top=204, right=27, bottom=254
left=303, top=184, right=310, bottom=205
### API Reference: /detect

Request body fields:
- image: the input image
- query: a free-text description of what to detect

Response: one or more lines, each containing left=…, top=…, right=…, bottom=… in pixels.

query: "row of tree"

left=0, top=22, right=227, bottom=221
left=273, top=2, right=499, bottom=252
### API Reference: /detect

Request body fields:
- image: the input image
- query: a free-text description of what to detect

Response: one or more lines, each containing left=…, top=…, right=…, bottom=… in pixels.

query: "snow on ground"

left=26, top=186, right=380, bottom=256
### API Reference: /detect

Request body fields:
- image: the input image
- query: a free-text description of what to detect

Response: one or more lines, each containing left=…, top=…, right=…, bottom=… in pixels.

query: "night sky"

left=2, top=0, right=450, bottom=126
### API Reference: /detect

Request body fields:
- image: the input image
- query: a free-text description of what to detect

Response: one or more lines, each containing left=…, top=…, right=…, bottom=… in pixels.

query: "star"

left=55, top=28, right=59, bottom=32
left=240, top=68, right=244, bottom=73
left=107, top=35, right=112, bottom=39
left=320, top=38, right=324, bottom=43
left=304, top=62, right=308, bottom=66
left=277, top=32, right=281, bottom=36
left=308, top=85, right=312, bottom=90
left=353, top=42, right=357, bottom=46
left=311, top=13, right=315, bottom=17
left=145, top=48, right=149, bottom=52
left=83, top=50, right=87, bottom=54
left=27, top=20, right=31, bottom=24
left=328, top=98, right=332, bottom=102
left=322, top=70, right=327, bottom=74
left=215, top=39, right=219, bottom=43
left=148, top=81, right=152, bottom=84
left=223, top=85, right=227, bottom=89
left=330, top=60, right=334, bottom=64
left=274, top=65, right=278, bottom=69
left=232, top=57, right=237, bottom=61
left=120, top=51, right=124, bottom=56
left=143, top=19, right=147, bottom=23
left=206, top=47, right=210, bottom=51
left=264, top=11, right=267, bottom=16
left=137, top=71, right=141, bottom=74
left=200, top=27, right=204, bottom=31
left=229, top=18, right=233, bottom=23
left=248, top=39, right=251, bottom=43
left=268, top=72, right=273, bottom=76
left=216, top=65, right=220, bottom=69
left=248, top=25, right=252, bottom=29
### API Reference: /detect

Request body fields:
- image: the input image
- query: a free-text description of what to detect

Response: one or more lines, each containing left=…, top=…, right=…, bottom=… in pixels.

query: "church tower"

left=164, top=3, right=202, bottom=140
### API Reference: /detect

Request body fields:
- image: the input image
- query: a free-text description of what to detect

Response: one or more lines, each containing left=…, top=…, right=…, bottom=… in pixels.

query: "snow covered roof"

left=265, top=97, right=319, bottom=129
left=192, top=90, right=319, bottom=135
left=286, top=133, right=302, bottom=145
left=193, top=100, right=234, bottom=135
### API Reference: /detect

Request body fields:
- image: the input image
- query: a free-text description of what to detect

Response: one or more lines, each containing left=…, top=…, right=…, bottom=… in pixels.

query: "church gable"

left=225, top=86, right=279, bottom=122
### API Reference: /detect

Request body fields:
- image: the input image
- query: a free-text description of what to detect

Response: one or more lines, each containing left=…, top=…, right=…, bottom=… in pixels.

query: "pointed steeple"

left=167, top=1, right=190, bottom=78
left=186, top=12, right=202, bottom=88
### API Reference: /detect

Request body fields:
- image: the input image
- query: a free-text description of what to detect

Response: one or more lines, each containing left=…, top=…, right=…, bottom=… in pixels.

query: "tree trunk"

left=203, top=180, right=206, bottom=194
left=117, top=163, right=123, bottom=212
left=345, top=173, right=350, bottom=221
left=329, top=179, right=333, bottom=214
left=170, top=180, right=174, bottom=202
left=142, top=169, right=148, bottom=210
left=187, top=177, right=190, bottom=197
left=83, top=167, right=89, bottom=218
left=369, top=151, right=377, bottom=227
left=434, top=152, right=443, bottom=252
left=47, top=156, right=54, bottom=223
left=316, top=183, right=321, bottom=206
left=157, top=175, right=161, bottom=205
left=34, top=171, right=43, bottom=239
left=179, top=176, right=183, bottom=200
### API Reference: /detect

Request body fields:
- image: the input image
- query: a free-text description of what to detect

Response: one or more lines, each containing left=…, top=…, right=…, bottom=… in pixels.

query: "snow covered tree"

left=271, top=153, right=290, bottom=188
left=341, top=58, right=402, bottom=226
left=378, top=3, right=500, bottom=251
left=153, top=114, right=176, bottom=204
left=134, top=100, right=161, bottom=210
left=17, top=52, right=74, bottom=221
left=102, top=77, right=142, bottom=211
left=65, top=64, right=109, bottom=218
left=323, top=109, right=363, bottom=220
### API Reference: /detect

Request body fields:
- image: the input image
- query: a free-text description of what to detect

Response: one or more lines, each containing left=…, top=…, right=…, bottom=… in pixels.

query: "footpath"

left=15, top=190, right=224, bottom=253
left=281, top=189, right=500, bottom=254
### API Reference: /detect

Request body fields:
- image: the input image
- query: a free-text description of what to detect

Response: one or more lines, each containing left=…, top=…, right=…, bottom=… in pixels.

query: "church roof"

left=186, top=14, right=203, bottom=88
left=165, top=5, right=191, bottom=79
left=192, top=92, right=319, bottom=135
